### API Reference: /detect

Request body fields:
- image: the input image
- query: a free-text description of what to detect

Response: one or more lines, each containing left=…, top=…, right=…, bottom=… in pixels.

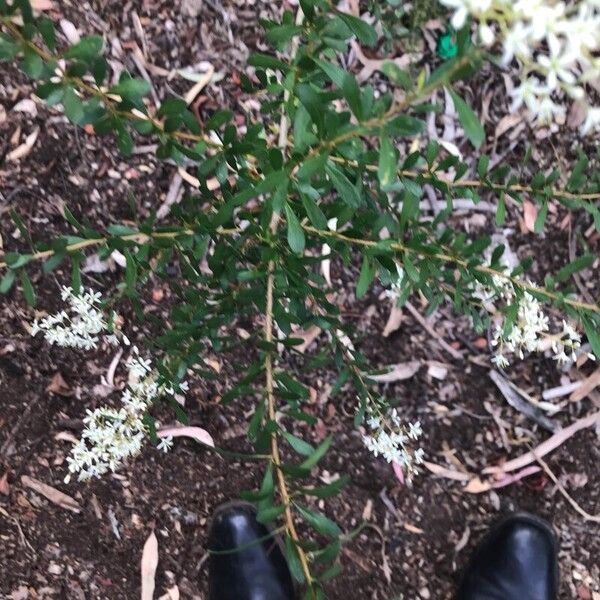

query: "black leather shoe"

left=456, top=512, right=558, bottom=600
left=207, top=501, right=295, bottom=600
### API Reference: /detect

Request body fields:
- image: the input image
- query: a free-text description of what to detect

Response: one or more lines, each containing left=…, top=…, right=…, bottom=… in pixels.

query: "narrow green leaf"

left=282, top=431, right=315, bottom=457
left=583, top=317, right=600, bottom=360
left=284, top=204, right=305, bottom=254
left=448, top=89, right=485, bottom=149
left=64, top=35, right=103, bottom=62
left=300, top=436, right=332, bottom=470
left=325, top=163, right=362, bottom=208
left=295, top=504, right=341, bottom=538
left=378, top=135, right=396, bottom=189
left=555, top=255, right=594, bottom=283
left=356, top=255, right=375, bottom=299
left=20, top=270, right=35, bottom=306
left=337, top=12, right=377, bottom=47
left=0, top=270, right=16, bottom=294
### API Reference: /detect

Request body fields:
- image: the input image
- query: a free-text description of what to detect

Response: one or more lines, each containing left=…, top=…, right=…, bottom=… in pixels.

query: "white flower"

left=439, top=0, right=492, bottom=29
left=536, top=36, right=576, bottom=90
left=65, top=352, right=191, bottom=482
left=581, top=107, right=600, bottom=135
left=501, top=21, right=532, bottom=65
left=479, top=23, right=495, bottom=46
left=157, top=436, right=174, bottom=453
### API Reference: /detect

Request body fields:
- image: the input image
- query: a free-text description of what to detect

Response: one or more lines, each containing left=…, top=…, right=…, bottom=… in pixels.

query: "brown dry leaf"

left=403, top=522, right=424, bottom=534
left=570, top=368, right=600, bottom=402
left=31, top=0, right=55, bottom=10
left=494, top=113, right=522, bottom=139
left=523, top=200, right=537, bottom=233
left=463, top=477, right=491, bottom=494
left=46, top=372, right=73, bottom=397
left=157, top=426, right=214, bottom=447
left=158, top=587, right=180, bottom=600
left=423, top=461, right=472, bottom=482
left=183, top=64, right=215, bottom=105
left=7, top=127, right=40, bottom=162
left=0, top=472, right=10, bottom=496
left=382, top=304, right=403, bottom=337
left=368, top=361, right=420, bottom=383
left=21, top=475, right=81, bottom=513
left=141, top=531, right=159, bottom=600
left=292, top=325, right=322, bottom=353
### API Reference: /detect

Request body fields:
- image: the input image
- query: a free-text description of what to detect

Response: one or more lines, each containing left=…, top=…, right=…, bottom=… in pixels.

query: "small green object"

left=437, top=32, right=458, bottom=59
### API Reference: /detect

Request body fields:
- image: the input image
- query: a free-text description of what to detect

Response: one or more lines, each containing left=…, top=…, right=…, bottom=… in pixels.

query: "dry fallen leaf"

left=31, top=0, right=55, bottom=10
left=0, top=472, right=10, bottom=496
left=46, top=372, right=73, bottom=397
left=59, top=19, right=80, bottom=44
left=292, top=325, right=322, bottom=353
left=382, top=304, right=403, bottom=337
left=157, top=426, right=215, bottom=447
left=7, top=127, right=40, bottom=162
left=367, top=361, right=420, bottom=383
left=141, top=531, right=159, bottom=600
left=158, top=587, right=180, bottom=600
left=522, top=199, right=538, bottom=233
left=21, top=475, right=81, bottom=513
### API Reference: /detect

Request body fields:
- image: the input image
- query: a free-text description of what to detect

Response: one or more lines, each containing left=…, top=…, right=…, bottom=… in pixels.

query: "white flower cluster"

left=474, top=276, right=593, bottom=367
left=65, top=348, right=187, bottom=482
left=439, top=0, right=600, bottom=133
left=363, top=406, right=424, bottom=478
left=31, top=286, right=127, bottom=350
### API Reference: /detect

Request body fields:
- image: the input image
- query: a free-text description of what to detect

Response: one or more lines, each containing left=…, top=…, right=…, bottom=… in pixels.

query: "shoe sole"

left=456, top=511, right=560, bottom=599
left=207, top=499, right=299, bottom=599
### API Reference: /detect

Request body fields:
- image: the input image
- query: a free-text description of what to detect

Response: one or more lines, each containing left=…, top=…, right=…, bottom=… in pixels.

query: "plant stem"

left=303, top=225, right=600, bottom=315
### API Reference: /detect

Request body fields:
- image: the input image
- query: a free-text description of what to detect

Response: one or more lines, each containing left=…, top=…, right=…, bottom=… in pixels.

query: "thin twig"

left=531, top=449, right=600, bottom=523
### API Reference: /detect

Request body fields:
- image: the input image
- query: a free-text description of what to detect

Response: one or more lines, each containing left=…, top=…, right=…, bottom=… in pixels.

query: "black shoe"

left=207, top=501, right=295, bottom=600
left=456, top=512, right=558, bottom=600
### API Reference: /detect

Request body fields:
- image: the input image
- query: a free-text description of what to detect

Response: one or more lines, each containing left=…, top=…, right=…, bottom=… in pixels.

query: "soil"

left=1, top=2, right=599, bottom=600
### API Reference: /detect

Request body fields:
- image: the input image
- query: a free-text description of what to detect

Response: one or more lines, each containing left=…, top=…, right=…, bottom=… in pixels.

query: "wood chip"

left=569, top=368, right=600, bottom=403
left=141, top=531, right=159, bottom=600
left=367, top=361, right=420, bottom=383
left=7, top=127, right=40, bottom=162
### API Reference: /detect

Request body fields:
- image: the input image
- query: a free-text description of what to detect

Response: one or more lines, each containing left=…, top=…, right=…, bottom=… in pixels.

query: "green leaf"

left=38, top=16, right=56, bottom=51
left=295, top=504, right=341, bottom=538
left=20, top=270, right=36, bottom=306
left=109, top=76, right=151, bottom=101
left=21, top=47, right=44, bottom=78
left=256, top=504, right=287, bottom=524
left=284, top=204, right=305, bottom=254
left=583, top=317, right=600, bottom=360
left=496, top=193, right=506, bottom=226
left=534, top=202, right=548, bottom=233
left=378, top=135, right=396, bottom=189
left=554, top=255, right=594, bottom=283
left=0, top=34, right=18, bottom=61
left=63, top=87, right=84, bottom=124
left=300, top=436, right=332, bottom=470
left=314, top=59, right=346, bottom=88
left=282, top=432, right=314, bottom=456
left=285, top=536, right=305, bottom=583
left=301, top=194, right=327, bottom=229
left=337, top=12, right=377, bottom=47
left=341, top=72, right=362, bottom=120
left=64, top=35, right=103, bottom=62
left=326, top=163, right=362, bottom=208
left=125, top=251, right=137, bottom=294
left=380, top=62, right=412, bottom=90
left=0, top=270, right=16, bottom=294
left=448, top=89, right=485, bottom=149
left=387, top=115, right=425, bottom=137
left=356, top=255, right=376, bottom=299
left=42, top=252, right=65, bottom=273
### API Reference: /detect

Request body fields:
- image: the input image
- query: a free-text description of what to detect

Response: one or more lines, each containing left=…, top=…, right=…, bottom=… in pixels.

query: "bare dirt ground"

left=1, top=1, right=599, bottom=599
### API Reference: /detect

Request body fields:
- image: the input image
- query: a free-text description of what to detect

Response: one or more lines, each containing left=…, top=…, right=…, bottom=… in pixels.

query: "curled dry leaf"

left=7, top=127, right=39, bottom=162
left=367, top=361, right=420, bottom=383
left=382, top=304, right=403, bottom=338
left=141, top=531, right=159, bottom=600
left=157, top=425, right=215, bottom=447
left=522, top=200, right=538, bottom=233
left=21, top=475, right=81, bottom=513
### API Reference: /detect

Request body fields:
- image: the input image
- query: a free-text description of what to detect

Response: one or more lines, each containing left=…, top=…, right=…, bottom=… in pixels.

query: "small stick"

left=531, top=449, right=600, bottom=523
left=404, top=301, right=463, bottom=360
